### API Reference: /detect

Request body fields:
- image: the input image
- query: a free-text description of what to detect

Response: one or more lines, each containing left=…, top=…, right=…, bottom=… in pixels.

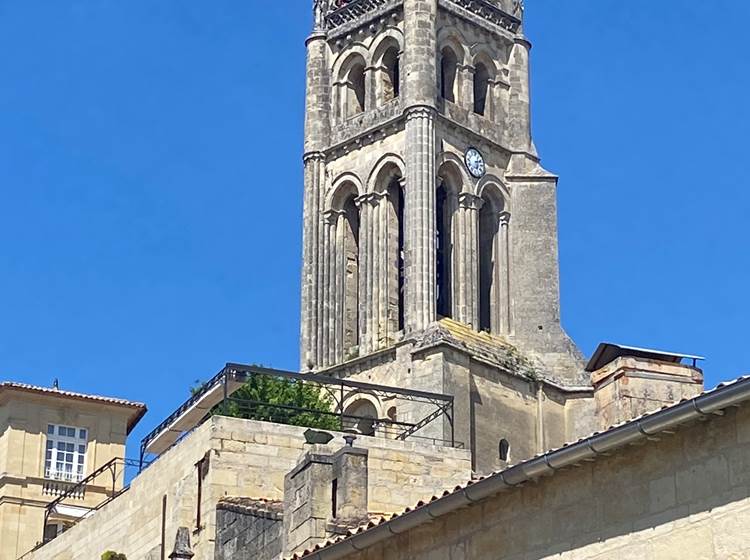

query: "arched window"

left=479, top=184, right=510, bottom=334
left=436, top=181, right=453, bottom=318
left=344, top=399, right=378, bottom=436
left=440, top=47, right=458, bottom=103
left=382, top=46, right=400, bottom=102
left=499, top=438, right=510, bottom=462
left=347, top=61, right=366, bottom=117
left=473, top=62, right=490, bottom=116
left=367, top=160, right=405, bottom=351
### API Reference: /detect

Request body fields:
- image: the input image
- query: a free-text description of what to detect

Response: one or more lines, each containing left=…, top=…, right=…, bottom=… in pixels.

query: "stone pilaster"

left=404, top=107, right=437, bottom=333
left=301, top=25, right=330, bottom=371
left=403, top=0, right=438, bottom=109
left=301, top=154, right=326, bottom=370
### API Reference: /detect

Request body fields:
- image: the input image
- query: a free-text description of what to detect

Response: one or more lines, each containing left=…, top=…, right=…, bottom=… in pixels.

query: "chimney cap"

left=586, top=342, right=705, bottom=372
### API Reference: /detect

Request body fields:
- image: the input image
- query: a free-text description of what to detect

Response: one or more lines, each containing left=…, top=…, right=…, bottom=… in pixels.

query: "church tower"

left=299, top=0, right=594, bottom=472
left=300, top=0, right=583, bottom=382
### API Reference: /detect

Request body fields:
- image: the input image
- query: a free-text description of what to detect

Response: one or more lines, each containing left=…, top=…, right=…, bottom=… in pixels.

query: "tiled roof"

left=0, top=381, right=147, bottom=433
left=291, top=375, right=750, bottom=560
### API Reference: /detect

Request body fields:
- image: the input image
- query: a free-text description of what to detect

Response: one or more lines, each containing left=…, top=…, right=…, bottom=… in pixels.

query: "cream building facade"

left=0, top=382, right=145, bottom=560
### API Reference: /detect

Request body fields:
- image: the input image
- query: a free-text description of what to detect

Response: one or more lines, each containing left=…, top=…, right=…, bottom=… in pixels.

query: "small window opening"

left=499, top=439, right=511, bottom=462
left=473, top=62, right=490, bottom=116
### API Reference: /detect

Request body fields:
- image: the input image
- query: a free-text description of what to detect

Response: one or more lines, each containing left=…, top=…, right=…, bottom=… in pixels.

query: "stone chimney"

left=283, top=440, right=369, bottom=557
left=589, top=343, right=704, bottom=431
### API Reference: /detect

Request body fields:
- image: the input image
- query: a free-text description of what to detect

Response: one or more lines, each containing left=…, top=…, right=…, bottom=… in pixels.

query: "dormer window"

left=44, top=424, right=88, bottom=483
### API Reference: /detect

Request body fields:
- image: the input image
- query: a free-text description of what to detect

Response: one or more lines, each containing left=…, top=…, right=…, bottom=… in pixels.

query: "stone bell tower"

left=300, top=0, right=583, bottom=382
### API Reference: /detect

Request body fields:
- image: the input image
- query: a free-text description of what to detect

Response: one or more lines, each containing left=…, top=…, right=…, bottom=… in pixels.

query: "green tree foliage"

left=101, top=552, right=127, bottom=560
left=192, top=372, right=340, bottom=431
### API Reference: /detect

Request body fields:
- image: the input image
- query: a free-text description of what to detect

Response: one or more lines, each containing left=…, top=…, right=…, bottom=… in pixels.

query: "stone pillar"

left=365, top=66, right=378, bottom=111
left=356, top=195, right=371, bottom=355
left=283, top=447, right=334, bottom=556
left=457, top=193, right=483, bottom=328
left=283, top=443, right=369, bottom=557
left=498, top=211, right=511, bottom=334
left=301, top=154, right=325, bottom=370
left=403, top=0, right=438, bottom=108
left=404, top=107, right=437, bottom=333
left=332, top=446, right=368, bottom=524
left=377, top=193, right=387, bottom=346
left=507, top=36, right=532, bottom=152
left=301, top=25, right=331, bottom=371
left=402, top=0, right=438, bottom=333
left=370, top=193, right=381, bottom=349
left=460, top=65, right=475, bottom=113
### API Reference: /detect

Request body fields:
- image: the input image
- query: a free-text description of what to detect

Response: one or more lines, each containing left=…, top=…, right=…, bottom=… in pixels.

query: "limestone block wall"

left=328, top=401, right=750, bottom=560
left=25, top=416, right=470, bottom=560
left=215, top=501, right=282, bottom=560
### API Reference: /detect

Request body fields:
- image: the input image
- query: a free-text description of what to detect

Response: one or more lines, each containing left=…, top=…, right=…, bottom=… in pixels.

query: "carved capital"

left=303, top=151, right=326, bottom=164
left=405, top=105, right=436, bottom=121
left=324, top=209, right=345, bottom=225
left=499, top=211, right=511, bottom=226
left=458, top=192, right=484, bottom=211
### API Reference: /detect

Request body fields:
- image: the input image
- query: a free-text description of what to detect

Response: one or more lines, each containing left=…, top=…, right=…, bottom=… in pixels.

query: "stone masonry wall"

left=26, top=416, right=471, bottom=560
left=328, top=401, right=750, bottom=560
left=215, top=500, right=283, bottom=560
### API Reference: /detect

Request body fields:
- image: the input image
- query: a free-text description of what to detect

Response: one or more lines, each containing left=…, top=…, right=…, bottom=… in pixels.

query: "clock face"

left=465, top=148, right=486, bottom=178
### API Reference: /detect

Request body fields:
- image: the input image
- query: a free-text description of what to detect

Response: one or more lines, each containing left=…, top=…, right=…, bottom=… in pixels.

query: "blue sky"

left=1, top=1, right=748, bottom=454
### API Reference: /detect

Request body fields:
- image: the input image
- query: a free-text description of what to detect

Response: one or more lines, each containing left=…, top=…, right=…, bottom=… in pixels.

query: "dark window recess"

left=499, top=439, right=510, bottom=462
left=332, top=478, right=338, bottom=519
left=195, top=452, right=210, bottom=531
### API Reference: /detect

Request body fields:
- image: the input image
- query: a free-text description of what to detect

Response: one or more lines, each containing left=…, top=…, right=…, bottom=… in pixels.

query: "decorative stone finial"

left=168, top=527, right=194, bottom=559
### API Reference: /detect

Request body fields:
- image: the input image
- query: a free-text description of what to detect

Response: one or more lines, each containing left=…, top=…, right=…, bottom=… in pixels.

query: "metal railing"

left=41, top=457, right=142, bottom=545
left=140, top=363, right=460, bottom=469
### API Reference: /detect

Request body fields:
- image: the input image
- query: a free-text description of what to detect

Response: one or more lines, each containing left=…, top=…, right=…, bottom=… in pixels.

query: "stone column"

left=404, top=107, right=437, bottom=333
left=377, top=192, right=389, bottom=346
left=365, top=66, right=378, bottom=111
left=498, top=211, right=511, bottom=334
left=301, top=25, right=330, bottom=371
left=321, top=211, right=336, bottom=367
left=457, top=193, right=483, bottom=328
left=356, top=194, right=371, bottom=355
left=302, top=154, right=325, bottom=370
left=402, top=0, right=438, bottom=333
left=460, top=65, right=475, bottom=112
left=370, top=193, right=381, bottom=349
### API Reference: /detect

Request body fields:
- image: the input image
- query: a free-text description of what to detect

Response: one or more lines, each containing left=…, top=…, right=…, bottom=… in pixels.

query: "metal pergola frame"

left=139, top=363, right=457, bottom=470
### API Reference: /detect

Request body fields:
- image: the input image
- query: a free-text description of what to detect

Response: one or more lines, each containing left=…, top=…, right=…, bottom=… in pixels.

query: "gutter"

left=301, top=376, right=750, bottom=560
